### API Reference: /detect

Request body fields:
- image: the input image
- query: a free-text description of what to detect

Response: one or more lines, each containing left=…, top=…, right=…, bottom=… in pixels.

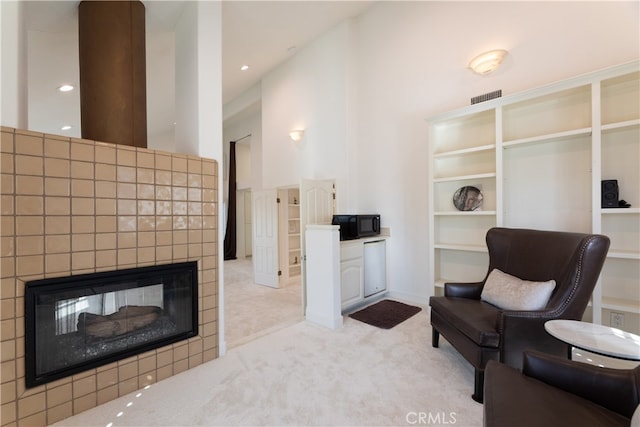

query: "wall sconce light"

left=468, top=49, right=507, bottom=75
left=289, top=129, right=304, bottom=142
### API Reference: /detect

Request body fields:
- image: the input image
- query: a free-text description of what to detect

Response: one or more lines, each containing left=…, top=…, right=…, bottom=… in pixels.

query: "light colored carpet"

left=224, top=258, right=304, bottom=348
left=55, top=258, right=487, bottom=426
left=55, top=309, right=483, bottom=426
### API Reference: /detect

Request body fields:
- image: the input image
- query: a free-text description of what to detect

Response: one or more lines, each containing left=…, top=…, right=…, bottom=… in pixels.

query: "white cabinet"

left=340, top=241, right=364, bottom=309
left=427, top=61, right=640, bottom=333
left=304, top=225, right=342, bottom=330
left=364, top=240, right=387, bottom=297
left=341, top=259, right=363, bottom=307
left=340, top=238, right=387, bottom=311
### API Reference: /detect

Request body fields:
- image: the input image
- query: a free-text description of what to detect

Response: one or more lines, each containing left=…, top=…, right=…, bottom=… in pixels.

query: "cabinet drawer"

left=341, top=243, right=363, bottom=261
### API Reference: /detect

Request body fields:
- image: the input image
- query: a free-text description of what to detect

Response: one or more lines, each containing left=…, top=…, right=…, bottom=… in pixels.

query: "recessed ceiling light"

left=240, top=65, right=249, bottom=71
left=61, top=125, right=72, bottom=131
left=58, top=84, right=74, bottom=92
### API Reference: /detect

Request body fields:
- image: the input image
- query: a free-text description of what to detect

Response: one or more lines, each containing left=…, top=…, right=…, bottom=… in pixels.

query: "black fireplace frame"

left=25, top=261, right=199, bottom=388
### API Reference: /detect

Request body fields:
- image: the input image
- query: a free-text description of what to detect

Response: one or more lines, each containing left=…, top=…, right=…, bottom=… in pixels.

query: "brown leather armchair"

left=429, top=227, right=610, bottom=402
left=484, top=351, right=640, bottom=427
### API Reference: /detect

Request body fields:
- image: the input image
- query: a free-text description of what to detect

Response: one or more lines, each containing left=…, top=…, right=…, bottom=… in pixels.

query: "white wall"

left=147, top=31, right=175, bottom=151
left=261, top=20, right=351, bottom=196
left=1, top=0, right=27, bottom=129
left=174, top=0, right=225, bottom=352
left=224, top=1, right=639, bottom=305
left=223, top=108, right=262, bottom=191
left=174, top=3, right=200, bottom=157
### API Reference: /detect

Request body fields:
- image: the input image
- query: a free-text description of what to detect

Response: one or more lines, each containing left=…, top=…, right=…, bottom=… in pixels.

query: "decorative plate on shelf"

left=453, top=186, right=483, bottom=211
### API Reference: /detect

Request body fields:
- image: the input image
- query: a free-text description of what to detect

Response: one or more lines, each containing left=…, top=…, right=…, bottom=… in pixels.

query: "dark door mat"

left=348, top=299, right=422, bottom=329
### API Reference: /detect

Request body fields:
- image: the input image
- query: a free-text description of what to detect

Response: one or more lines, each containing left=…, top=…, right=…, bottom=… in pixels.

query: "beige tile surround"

left=0, top=127, right=219, bottom=426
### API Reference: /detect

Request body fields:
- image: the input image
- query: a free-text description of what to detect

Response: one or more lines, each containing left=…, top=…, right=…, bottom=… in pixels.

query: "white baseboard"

left=305, top=309, right=343, bottom=330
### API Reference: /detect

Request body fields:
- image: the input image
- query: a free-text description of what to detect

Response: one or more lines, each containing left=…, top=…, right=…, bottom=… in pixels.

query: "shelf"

left=601, top=71, right=639, bottom=125
left=502, top=85, right=591, bottom=141
left=433, top=172, right=496, bottom=183
left=601, top=297, right=640, bottom=314
left=289, top=218, right=300, bottom=221
left=434, top=210, right=496, bottom=216
left=502, top=127, right=592, bottom=149
left=602, top=119, right=640, bottom=132
left=434, top=243, right=487, bottom=252
left=601, top=208, right=640, bottom=215
left=434, top=144, right=495, bottom=158
left=430, top=109, right=496, bottom=154
left=607, top=251, right=640, bottom=260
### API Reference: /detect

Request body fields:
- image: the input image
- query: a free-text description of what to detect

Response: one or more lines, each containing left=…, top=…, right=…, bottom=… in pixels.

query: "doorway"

left=235, top=189, right=252, bottom=259
left=224, top=186, right=304, bottom=348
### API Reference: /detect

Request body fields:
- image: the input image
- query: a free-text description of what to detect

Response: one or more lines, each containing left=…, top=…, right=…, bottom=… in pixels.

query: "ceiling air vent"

left=471, top=89, right=502, bottom=105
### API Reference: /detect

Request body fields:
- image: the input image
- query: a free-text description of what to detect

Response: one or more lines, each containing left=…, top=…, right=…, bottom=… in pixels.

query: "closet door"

left=252, top=189, right=279, bottom=288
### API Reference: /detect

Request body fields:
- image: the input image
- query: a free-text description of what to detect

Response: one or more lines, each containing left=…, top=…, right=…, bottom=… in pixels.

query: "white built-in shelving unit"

left=278, top=187, right=301, bottom=284
left=427, top=61, right=640, bottom=333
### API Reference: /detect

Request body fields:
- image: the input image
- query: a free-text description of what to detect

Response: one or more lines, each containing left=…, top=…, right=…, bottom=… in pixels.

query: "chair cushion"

left=481, top=268, right=556, bottom=311
left=484, top=360, right=630, bottom=427
left=429, top=297, right=500, bottom=347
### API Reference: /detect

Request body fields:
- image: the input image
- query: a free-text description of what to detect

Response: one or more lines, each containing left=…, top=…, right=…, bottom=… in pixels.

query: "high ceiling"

left=23, top=1, right=374, bottom=138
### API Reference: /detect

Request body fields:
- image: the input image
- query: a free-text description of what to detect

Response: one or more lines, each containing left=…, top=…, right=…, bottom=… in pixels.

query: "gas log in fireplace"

left=25, top=262, right=198, bottom=388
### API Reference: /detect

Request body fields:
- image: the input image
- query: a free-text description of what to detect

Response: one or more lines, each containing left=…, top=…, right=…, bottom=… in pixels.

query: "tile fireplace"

left=0, top=127, right=218, bottom=426
left=25, top=262, right=198, bottom=388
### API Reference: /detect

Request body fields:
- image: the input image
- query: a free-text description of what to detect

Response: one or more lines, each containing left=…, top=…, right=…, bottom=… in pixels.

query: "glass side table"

left=545, top=319, right=640, bottom=361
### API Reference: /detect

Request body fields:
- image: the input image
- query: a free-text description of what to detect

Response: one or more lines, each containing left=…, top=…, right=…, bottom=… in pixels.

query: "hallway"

left=224, top=258, right=303, bottom=348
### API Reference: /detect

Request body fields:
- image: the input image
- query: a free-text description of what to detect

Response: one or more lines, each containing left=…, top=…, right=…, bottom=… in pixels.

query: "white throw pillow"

left=480, top=268, right=556, bottom=311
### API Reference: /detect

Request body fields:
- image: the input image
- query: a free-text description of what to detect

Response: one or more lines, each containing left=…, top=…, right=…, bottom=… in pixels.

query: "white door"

left=252, top=189, right=279, bottom=288
left=300, top=179, right=336, bottom=311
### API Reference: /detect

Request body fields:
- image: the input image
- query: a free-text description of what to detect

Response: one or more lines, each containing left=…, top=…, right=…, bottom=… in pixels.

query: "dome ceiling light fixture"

left=468, top=49, right=507, bottom=75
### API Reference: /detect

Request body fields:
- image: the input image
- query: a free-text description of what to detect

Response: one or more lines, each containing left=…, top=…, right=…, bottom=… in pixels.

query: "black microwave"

left=332, top=214, right=381, bottom=241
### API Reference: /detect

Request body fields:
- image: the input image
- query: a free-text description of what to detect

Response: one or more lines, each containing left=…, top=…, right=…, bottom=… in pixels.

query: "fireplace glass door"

left=25, top=262, right=198, bottom=388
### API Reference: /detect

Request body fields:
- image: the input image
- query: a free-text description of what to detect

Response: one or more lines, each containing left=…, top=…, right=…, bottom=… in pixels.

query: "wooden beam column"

left=78, top=0, right=147, bottom=147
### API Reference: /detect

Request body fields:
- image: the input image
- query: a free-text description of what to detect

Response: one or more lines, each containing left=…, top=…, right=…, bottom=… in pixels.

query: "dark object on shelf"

left=601, top=179, right=619, bottom=208
left=453, top=186, right=483, bottom=211
left=484, top=351, right=640, bottom=427
left=618, top=199, right=631, bottom=208
left=428, top=227, right=610, bottom=403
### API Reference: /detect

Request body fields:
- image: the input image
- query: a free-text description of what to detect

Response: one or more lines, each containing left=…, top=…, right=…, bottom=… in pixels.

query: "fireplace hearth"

left=25, top=262, right=198, bottom=388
